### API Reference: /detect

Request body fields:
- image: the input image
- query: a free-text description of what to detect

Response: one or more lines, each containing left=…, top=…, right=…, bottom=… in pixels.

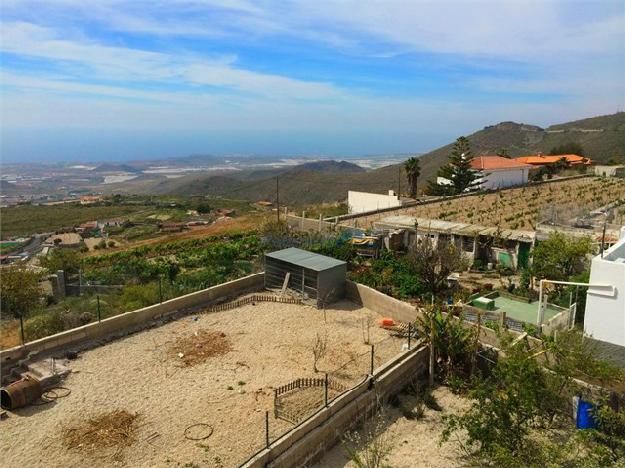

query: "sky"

left=1, top=0, right=624, bottom=163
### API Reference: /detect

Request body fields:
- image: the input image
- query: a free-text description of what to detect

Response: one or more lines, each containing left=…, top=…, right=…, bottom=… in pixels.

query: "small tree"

left=405, top=233, right=468, bottom=296
left=312, top=332, right=327, bottom=373
left=531, top=232, right=592, bottom=281
left=40, top=248, right=81, bottom=274
left=196, top=202, right=211, bottom=214
left=427, top=137, right=481, bottom=195
left=1, top=265, right=42, bottom=318
left=416, top=307, right=477, bottom=381
left=403, top=156, right=421, bottom=198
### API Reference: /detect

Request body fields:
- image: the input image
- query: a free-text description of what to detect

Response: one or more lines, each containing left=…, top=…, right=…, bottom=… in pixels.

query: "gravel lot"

left=317, top=386, right=471, bottom=468
left=2, top=297, right=400, bottom=467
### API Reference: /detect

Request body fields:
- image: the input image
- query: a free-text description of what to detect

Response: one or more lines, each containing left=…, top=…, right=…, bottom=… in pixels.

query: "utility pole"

left=398, top=165, right=401, bottom=198
left=276, top=176, right=280, bottom=223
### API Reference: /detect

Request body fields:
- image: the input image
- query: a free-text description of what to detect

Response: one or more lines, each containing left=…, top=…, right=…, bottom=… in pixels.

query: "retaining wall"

left=345, top=280, right=420, bottom=323
left=542, top=307, right=570, bottom=337
left=0, top=273, right=265, bottom=371
left=243, top=344, right=429, bottom=467
left=285, top=215, right=337, bottom=233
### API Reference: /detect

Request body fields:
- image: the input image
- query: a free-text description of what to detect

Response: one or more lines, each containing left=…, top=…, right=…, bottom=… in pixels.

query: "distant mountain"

left=93, top=163, right=142, bottom=173
left=126, top=112, right=625, bottom=205
left=297, top=160, right=366, bottom=172
left=414, top=113, right=625, bottom=169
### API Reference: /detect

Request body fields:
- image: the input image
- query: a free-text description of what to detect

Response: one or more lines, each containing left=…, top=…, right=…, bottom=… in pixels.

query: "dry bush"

left=312, top=332, right=328, bottom=373
left=62, top=409, right=139, bottom=460
left=343, top=397, right=394, bottom=468
left=168, top=329, right=232, bottom=367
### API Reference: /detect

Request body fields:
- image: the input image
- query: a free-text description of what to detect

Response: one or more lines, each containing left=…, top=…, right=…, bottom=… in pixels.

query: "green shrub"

left=120, top=283, right=160, bottom=311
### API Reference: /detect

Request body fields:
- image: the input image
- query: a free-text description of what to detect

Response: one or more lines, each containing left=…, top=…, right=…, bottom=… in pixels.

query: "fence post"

left=324, top=373, right=329, bottom=407
left=265, top=411, right=270, bottom=448
left=429, top=313, right=435, bottom=386
left=19, top=314, right=25, bottom=346
left=158, top=276, right=163, bottom=303
left=408, top=322, right=412, bottom=350
left=370, top=344, right=375, bottom=375
left=97, top=295, right=101, bottom=322
left=499, top=311, right=506, bottom=330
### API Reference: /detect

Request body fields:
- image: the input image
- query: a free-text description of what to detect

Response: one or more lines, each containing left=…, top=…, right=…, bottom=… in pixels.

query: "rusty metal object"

left=0, top=377, right=42, bottom=410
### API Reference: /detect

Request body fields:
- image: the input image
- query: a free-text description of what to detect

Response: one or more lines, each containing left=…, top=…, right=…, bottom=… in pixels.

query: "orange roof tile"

left=515, top=154, right=592, bottom=165
left=470, top=155, right=532, bottom=170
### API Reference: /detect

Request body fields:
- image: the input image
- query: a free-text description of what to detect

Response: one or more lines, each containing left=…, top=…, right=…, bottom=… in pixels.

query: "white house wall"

left=348, top=191, right=401, bottom=214
left=480, top=168, right=529, bottom=190
left=584, top=239, right=625, bottom=347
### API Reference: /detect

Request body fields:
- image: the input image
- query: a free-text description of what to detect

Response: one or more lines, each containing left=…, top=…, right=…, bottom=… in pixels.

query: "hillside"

left=93, top=163, right=142, bottom=173
left=130, top=112, right=625, bottom=205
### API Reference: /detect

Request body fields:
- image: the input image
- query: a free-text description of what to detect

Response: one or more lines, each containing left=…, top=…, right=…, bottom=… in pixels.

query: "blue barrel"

left=576, top=399, right=596, bottom=429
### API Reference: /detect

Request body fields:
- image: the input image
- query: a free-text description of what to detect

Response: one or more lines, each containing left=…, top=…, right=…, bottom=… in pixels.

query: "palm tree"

left=404, top=156, right=421, bottom=198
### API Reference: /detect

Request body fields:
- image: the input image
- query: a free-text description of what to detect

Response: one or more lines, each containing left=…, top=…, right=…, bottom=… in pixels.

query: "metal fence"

left=239, top=329, right=417, bottom=466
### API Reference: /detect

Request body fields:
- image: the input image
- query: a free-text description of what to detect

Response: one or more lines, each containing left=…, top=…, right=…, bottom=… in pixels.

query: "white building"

left=584, top=227, right=625, bottom=349
left=470, top=156, right=531, bottom=190
left=436, top=155, right=531, bottom=191
left=347, top=190, right=402, bottom=214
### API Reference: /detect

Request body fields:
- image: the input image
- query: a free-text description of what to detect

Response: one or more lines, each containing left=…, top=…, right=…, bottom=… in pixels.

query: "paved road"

left=20, top=235, right=44, bottom=256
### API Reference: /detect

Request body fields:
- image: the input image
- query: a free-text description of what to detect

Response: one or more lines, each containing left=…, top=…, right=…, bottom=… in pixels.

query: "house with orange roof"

left=515, top=153, right=592, bottom=167
left=469, top=155, right=532, bottom=190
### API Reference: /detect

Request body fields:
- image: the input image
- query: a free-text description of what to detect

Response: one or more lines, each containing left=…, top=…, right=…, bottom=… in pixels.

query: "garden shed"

left=264, top=247, right=347, bottom=308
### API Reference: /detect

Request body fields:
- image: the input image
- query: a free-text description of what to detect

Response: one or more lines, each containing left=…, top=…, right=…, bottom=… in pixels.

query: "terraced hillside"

left=347, top=177, right=625, bottom=230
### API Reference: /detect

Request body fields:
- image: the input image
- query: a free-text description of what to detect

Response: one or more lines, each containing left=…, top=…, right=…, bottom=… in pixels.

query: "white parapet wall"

left=584, top=235, right=625, bottom=347
left=347, top=190, right=402, bottom=214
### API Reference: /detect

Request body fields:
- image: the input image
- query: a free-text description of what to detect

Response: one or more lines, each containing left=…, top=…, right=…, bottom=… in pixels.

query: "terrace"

left=0, top=290, right=407, bottom=467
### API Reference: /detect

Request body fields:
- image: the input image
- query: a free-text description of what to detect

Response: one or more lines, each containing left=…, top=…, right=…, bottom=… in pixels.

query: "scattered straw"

left=62, top=409, right=139, bottom=459
left=168, top=329, right=232, bottom=367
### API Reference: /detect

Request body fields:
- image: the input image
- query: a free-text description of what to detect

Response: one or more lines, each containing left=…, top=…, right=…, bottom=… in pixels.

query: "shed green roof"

left=265, top=247, right=346, bottom=272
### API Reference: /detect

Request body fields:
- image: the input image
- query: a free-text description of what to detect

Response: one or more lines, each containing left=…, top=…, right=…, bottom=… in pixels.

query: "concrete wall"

left=0, top=273, right=264, bottom=371
left=348, top=190, right=402, bottom=214
left=345, top=280, right=420, bottom=323
left=285, top=215, right=336, bottom=233
left=479, top=167, right=529, bottom=190
left=335, top=174, right=593, bottom=229
left=585, top=238, right=625, bottom=347
left=243, top=345, right=429, bottom=468
left=594, top=165, right=625, bottom=178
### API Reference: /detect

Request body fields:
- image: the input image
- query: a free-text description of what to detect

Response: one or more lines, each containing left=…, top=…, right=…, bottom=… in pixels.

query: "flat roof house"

left=584, top=228, right=625, bottom=363
left=264, top=248, right=347, bottom=308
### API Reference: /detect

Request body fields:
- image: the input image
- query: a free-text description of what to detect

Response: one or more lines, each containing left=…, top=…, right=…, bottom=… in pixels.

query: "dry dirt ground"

left=317, top=386, right=471, bottom=468
left=1, top=298, right=403, bottom=467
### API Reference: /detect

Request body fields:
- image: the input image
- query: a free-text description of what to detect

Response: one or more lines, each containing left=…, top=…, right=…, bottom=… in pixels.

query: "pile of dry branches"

left=62, top=409, right=139, bottom=459
left=168, top=329, right=232, bottom=367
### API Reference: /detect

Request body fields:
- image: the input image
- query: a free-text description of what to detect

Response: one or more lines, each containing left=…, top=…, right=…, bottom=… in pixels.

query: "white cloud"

left=0, top=0, right=623, bottom=153
left=0, top=21, right=341, bottom=100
